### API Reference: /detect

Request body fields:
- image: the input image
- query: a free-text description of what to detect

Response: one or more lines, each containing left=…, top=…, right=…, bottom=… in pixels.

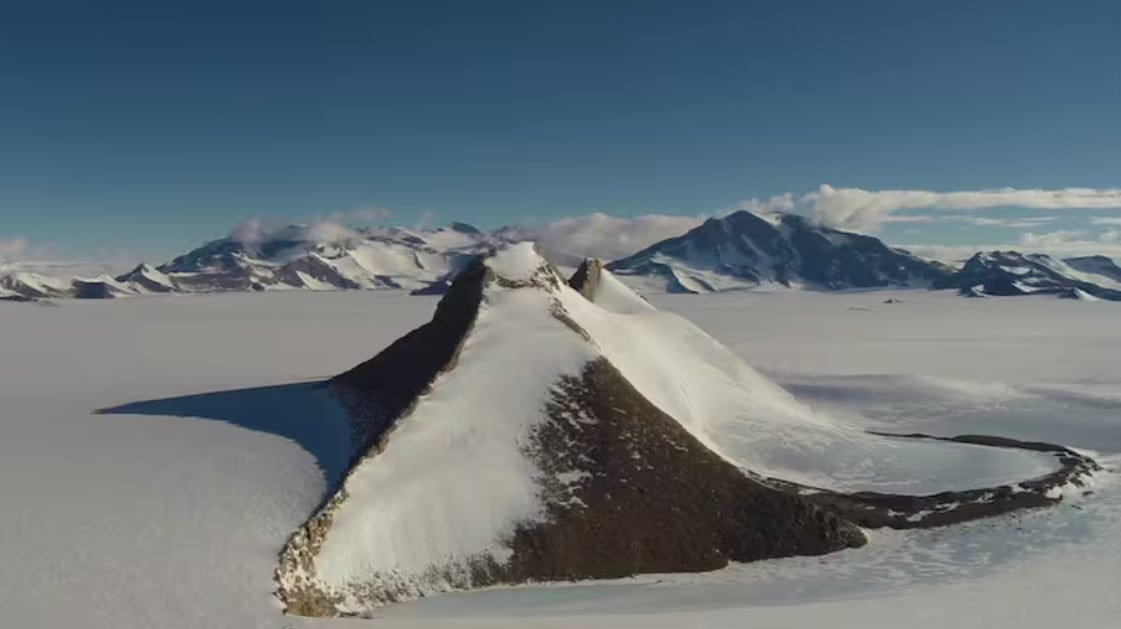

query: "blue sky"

left=1, top=0, right=1119, bottom=263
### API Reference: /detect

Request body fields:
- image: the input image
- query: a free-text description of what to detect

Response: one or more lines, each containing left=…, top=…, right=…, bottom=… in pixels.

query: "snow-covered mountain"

left=152, top=221, right=508, bottom=293
left=275, top=244, right=1095, bottom=615
left=0, top=270, right=74, bottom=299
left=935, top=251, right=1121, bottom=301
left=606, top=210, right=952, bottom=293
left=0, top=268, right=137, bottom=301
left=3, top=213, right=1120, bottom=303
left=0, top=222, right=511, bottom=300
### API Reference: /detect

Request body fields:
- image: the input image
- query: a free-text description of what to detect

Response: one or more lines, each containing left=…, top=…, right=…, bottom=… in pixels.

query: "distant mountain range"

left=146, top=221, right=506, bottom=294
left=1, top=222, right=505, bottom=300
left=2, top=211, right=1119, bottom=302
left=934, top=252, right=1121, bottom=301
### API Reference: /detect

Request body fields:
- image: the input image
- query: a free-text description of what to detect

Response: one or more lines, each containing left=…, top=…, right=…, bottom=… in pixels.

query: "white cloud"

left=228, top=218, right=273, bottom=245
left=1019, top=228, right=1121, bottom=252
left=735, top=184, right=1121, bottom=231
left=228, top=206, right=395, bottom=247
left=937, top=215, right=1058, bottom=228
left=325, top=206, right=393, bottom=225
left=224, top=210, right=703, bottom=266
left=228, top=217, right=361, bottom=250
left=881, top=215, right=940, bottom=224
left=885, top=214, right=1058, bottom=228
left=902, top=229, right=1121, bottom=264
left=0, top=236, right=144, bottom=276
left=733, top=193, right=795, bottom=216
left=519, top=212, right=704, bottom=266
left=0, top=237, right=28, bottom=261
left=414, top=210, right=435, bottom=230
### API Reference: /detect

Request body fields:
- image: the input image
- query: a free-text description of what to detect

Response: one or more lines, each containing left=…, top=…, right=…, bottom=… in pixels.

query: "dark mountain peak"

left=568, top=258, right=605, bottom=300
left=939, top=250, right=1121, bottom=301
left=608, top=209, right=949, bottom=292
left=1067, top=254, right=1114, bottom=263
left=1064, top=255, right=1121, bottom=284
left=71, top=279, right=118, bottom=300
left=447, top=221, right=482, bottom=234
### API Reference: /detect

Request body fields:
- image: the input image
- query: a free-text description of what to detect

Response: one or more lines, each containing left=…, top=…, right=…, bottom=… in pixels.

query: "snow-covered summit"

left=606, top=210, right=951, bottom=293
left=152, top=222, right=511, bottom=293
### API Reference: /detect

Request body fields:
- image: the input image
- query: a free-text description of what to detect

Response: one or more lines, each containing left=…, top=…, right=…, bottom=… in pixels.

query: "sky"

left=0, top=0, right=1119, bottom=267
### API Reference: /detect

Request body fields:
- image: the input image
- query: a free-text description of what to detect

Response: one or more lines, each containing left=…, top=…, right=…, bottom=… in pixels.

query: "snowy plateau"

left=1, top=251, right=1119, bottom=628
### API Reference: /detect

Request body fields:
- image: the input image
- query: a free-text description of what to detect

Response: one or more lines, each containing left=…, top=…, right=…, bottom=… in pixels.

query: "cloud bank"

left=902, top=229, right=1121, bottom=263
left=0, top=238, right=28, bottom=261
left=0, top=236, right=141, bottom=276
left=227, top=206, right=396, bottom=249
left=519, top=212, right=704, bottom=266
left=736, top=185, right=1121, bottom=231
left=223, top=209, right=704, bottom=267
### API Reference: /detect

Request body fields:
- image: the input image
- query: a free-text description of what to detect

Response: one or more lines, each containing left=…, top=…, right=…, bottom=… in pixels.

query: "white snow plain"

left=0, top=288, right=1118, bottom=628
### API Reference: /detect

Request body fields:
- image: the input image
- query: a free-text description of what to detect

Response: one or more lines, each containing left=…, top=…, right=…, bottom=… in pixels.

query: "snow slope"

left=305, top=248, right=601, bottom=606
left=1, top=288, right=1118, bottom=628
left=565, top=266, right=1057, bottom=493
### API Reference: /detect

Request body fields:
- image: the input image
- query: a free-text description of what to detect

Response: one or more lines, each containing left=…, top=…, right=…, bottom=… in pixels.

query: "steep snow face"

left=607, top=211, right=949, bottom=293
left=937, top=251, right=1121, bottom=301
left=295, top=248, right=600, bottom=606
left=564, top=266, right=1058, bottom=492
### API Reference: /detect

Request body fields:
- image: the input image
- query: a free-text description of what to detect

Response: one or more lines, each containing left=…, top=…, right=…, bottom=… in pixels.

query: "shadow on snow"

left=95, top=381, right=351, bottom=485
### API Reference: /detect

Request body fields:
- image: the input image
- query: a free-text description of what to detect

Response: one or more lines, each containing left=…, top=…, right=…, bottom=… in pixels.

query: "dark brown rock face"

left=784, top=433, right=1101, bottom=529
left=507, top=357, right=866, bottom=581
left=330, top=256, right=490, bottom=460
left=568, top=258, right=604, bottom=300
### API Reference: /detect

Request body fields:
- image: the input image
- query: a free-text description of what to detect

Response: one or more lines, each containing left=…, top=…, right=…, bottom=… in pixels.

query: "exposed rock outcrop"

left=331, top=257, right=490, bottom=459
left=276, top=245, right=1103, bottom=617
left=276, top=246, right=867, bottom=616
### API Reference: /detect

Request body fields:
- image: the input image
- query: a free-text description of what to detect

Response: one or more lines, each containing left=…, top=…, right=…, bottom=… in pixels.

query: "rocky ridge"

left=274, top=244, right=1101, bottom=617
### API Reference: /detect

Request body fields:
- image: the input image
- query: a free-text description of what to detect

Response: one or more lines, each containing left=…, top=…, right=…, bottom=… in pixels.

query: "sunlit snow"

left=1, top=288, right=1118, bottom=628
